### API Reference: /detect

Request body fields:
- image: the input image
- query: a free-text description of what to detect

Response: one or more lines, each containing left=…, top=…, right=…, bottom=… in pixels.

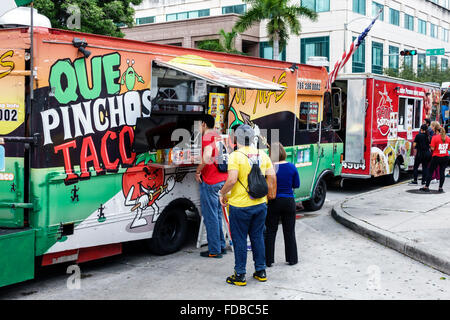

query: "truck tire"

left=147, top=208, right=187, bottom=255
left=303, top=179, right=327, bottom=211
left=386, top=160, right=401, bottom=185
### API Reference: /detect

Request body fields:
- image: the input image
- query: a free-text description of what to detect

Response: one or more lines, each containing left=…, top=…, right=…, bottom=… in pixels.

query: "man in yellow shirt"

left=219, top=125, right=276, bottom=286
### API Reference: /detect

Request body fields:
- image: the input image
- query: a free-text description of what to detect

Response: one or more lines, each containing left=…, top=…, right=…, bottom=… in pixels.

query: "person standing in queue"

left=264, top=142, right=300, bottom=267
left=424, top=118, right=433, bottom=138
left=196, top=114, right=228, bottom=258
left=411, top=124, right=431, bottom=185
left=420, top=124, right=450, bottom=193
left=218, top=125, right=276, bottom=286
left=429, top=121, right=440, bottom=184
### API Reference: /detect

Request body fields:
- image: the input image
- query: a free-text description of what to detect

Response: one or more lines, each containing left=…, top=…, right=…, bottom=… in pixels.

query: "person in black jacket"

left=411, top=124, right=431, bottom=185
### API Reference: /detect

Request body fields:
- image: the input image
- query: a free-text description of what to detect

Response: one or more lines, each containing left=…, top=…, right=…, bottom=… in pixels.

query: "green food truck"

left=0, top=27, right=343, bottom=288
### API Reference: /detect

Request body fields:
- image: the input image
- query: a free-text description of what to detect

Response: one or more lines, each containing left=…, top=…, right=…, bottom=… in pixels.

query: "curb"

left=331, top=188, right=450, bottom=276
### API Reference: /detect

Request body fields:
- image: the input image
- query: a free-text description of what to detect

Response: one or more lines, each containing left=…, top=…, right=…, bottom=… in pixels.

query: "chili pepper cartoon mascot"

left=123, top=154, right=175, bottom=228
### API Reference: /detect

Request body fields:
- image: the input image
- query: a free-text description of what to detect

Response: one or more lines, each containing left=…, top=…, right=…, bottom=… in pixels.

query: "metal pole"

left=27, top=2, right=35, bottom=227
left=30, top=2, right=34, bottom=101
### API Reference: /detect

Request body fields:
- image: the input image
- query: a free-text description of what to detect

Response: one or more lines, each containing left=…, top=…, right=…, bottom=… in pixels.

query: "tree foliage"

left=197, top=29, right=246, bottom=55
left=33, top=0, right=143, bottom=38
left=234, top=0, right=317, bottom=60
left=384, top=63, right=450, bottom=85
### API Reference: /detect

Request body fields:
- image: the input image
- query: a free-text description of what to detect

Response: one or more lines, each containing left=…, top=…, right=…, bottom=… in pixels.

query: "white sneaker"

left=431, top=179, right=439, bottom=184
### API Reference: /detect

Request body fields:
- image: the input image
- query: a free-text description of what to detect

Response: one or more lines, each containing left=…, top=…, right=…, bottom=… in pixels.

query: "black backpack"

left=237, top=151, right=268, bottom=199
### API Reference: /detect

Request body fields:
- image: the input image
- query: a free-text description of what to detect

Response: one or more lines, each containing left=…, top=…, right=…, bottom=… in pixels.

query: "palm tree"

left=197, top=29, right=246, bottom=55
left=219, top=29, right=240, bottom=54
left=234, top=0, right=317, bottom=61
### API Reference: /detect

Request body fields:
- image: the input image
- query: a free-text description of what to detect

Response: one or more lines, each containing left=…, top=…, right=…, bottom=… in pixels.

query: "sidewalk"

left=332, top=178, right=450, bottom=275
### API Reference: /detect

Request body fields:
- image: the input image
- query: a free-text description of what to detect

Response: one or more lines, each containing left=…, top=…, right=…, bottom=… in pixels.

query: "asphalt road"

left=1, top=173, right=450, bottom=300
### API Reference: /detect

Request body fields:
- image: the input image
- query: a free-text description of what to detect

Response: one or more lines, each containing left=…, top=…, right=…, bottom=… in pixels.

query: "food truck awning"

left=154, top=59, right=286, bottom=91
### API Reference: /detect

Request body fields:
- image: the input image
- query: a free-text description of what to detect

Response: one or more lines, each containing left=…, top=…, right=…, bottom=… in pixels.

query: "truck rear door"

left=344, top=78, right=367, bottom=167
left=0, top=48, right=29, bottom=228
left=0, top=46, right=36, bottom=288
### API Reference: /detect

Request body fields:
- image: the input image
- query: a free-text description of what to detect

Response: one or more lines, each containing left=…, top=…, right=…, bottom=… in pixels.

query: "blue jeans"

left=229, top=203, right=267, bottom=275
left=200, top=181, right=226, bottom=255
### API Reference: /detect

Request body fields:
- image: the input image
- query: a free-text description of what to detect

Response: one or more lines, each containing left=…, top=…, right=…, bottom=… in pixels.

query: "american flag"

left=327, top=8, right=383, bottom=89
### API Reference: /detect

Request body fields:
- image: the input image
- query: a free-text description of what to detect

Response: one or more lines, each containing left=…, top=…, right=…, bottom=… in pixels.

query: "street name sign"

left=426, top=48, right=445, bottom=56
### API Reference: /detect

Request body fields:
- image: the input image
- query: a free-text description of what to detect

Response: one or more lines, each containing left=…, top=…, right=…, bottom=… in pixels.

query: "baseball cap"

left=234, top=124, right=255, bottom=146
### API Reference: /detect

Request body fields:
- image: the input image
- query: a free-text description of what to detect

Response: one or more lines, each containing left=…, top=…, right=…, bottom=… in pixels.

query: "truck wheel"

left=386, top=160, right=401, bottom=185
left=303, top=179, right=327, bottom=211
left=147, top=208, right=187, bottom=255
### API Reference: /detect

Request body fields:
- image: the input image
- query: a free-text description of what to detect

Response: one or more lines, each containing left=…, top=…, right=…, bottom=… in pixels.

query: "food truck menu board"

left=208, top=93, right=227, bottom=133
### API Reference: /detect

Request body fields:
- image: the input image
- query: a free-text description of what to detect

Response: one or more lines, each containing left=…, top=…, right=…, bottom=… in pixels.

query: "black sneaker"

left=438, top=188, right=445, bottom=193
left=419, top=187, right=430, bottom=192
left=410, top=180, right=418, bottom=185
left=253, top=270, right=267, bottom=282
left=200, top=250, right=223, bottom=258
left=226, top=272, right=246, bottom=286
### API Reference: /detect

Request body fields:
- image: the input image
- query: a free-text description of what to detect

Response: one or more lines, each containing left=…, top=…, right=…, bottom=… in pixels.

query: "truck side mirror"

left=333, top=93, right=340, bottom=107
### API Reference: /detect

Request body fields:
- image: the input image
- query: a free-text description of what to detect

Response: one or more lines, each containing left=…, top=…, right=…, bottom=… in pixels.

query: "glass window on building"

left=352, top=36, right=365, bottom=73
left=353, top=0, right=366, bottom=15
left=302, top=0, right=330, bottom=12
left=418, top=53, right=426, bottom=72
left=301, top=36, right=330, bottom=69
left=259, top=42, right=286, bottom=61
left=372, top=2, right=384, bottom=20
left=442, top=28, right=449, bottom=42
left=166, top=9, right=210, bottom=21
left=372, top=41, right=383, bottom=74
left=189, top=11, right=199, bottom=18
left=430, top=56, right=438, bottom=68
left=430, top=23, right=438, bottom=38
left=403, top=54, right=413, bottom=70
left=389, top=45, right=399, bottom=70
left=404, top=14, right=414, bottom=31
left=177, top=12, right=188, bottom=20
left=166, top=13, right=177, bottom=21
left=222, top=4, right=246, bottom=14
left=442, top=58, right=448, bottom=71
left=418, top=19, right=427, bottom=35
left=198, top=9, right=210, bottom=17
left=136, top=16, right=155, bottom=25
left=389, top=8, right=399, bottom=26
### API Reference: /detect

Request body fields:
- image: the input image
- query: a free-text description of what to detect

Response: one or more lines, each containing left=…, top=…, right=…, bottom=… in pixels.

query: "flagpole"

left=327, top=8, right=383, bottom=90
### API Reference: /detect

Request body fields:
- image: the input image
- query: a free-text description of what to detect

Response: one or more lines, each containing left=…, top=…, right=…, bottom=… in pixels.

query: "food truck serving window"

left=151, top=64, right=207, bottom=113
left=133, top=114, right=203, bottom=154
left=398, top=97, right=422, bottom=131
left=132, top=62, right=210, bottom=155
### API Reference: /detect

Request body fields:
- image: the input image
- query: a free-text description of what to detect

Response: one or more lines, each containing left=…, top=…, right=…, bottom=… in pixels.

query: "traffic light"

left=400, top=50, right=417, bottom=56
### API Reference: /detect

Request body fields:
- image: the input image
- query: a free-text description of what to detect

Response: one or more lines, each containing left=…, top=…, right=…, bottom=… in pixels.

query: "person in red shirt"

left=196, top=114, right=228, bottom=258
left=420, top=124, right=450, bottom=193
